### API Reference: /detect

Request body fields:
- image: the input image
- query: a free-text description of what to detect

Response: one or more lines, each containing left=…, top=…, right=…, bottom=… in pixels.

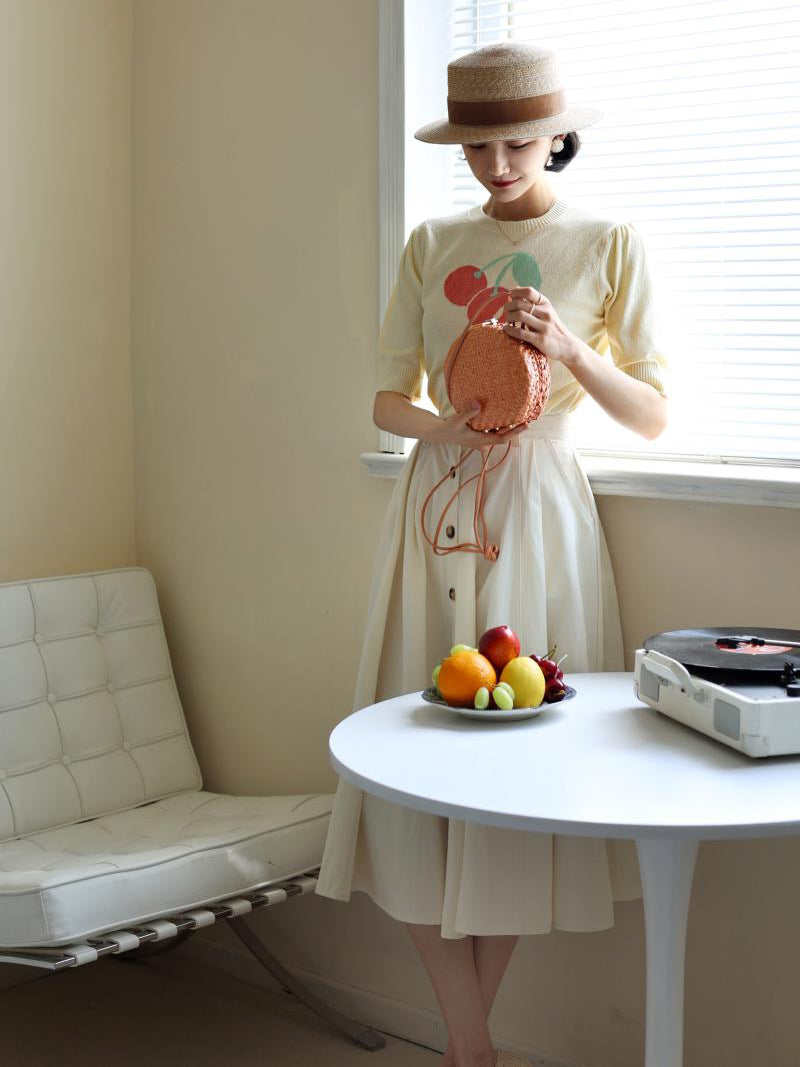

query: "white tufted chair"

left=0, top=566, right=384, bottom=1052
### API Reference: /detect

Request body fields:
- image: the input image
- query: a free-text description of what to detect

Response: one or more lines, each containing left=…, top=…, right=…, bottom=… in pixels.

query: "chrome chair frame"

left=0, top=867, right=385, bottom=1052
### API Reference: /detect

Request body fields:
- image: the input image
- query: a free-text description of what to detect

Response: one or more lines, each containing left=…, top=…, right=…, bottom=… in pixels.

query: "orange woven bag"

left=420, top=289, right=551, bottom=563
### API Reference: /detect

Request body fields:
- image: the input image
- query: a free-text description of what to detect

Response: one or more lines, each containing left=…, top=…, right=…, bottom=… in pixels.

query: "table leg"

left=635, top=837, right=699, bottom=1067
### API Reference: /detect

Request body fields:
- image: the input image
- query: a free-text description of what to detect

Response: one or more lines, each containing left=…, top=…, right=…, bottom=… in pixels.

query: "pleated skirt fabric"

left=315, top=413, right=642, bottom=938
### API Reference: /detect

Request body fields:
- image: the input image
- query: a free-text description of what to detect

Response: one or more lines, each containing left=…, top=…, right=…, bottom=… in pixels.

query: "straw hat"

left=414, top=42, right=602, bottom=145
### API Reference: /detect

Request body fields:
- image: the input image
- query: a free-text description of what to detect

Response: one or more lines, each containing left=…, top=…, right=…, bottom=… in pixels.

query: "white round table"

left=328, top=671, right=800, bottom=1067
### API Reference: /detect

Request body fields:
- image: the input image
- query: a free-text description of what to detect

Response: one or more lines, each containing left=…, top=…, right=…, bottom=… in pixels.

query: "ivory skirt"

left=315, top=413, right=642, bottom=938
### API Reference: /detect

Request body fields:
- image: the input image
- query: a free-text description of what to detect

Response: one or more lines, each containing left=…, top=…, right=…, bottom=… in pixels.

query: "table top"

left=329, top=672, right=800, bottom=841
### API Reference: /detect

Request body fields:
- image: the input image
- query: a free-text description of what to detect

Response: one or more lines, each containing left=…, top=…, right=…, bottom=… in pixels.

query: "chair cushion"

left=0, top=567, right=204, bottom=840
left=0, top=789, right=333, bottom=947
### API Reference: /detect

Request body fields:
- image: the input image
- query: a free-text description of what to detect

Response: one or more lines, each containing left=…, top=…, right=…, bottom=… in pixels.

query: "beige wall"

left=3, top=1, right=800, bottom=1063
left=131, top=0, right=385, bottom=793
left=0, top=0, right=134, bottom=580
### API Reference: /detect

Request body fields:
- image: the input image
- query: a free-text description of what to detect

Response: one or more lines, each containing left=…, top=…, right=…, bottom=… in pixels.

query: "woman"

left=316, top=41, right=669, bottom=1067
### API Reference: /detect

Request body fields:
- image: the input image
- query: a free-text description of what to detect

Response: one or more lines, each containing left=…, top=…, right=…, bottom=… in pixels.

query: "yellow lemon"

left=499, top=657, right=546, bottom=708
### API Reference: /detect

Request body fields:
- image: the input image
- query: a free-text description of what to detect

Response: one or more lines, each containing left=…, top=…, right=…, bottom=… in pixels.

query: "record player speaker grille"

left=713, top=699, right=740, bottom=740
left=639, top=664, right=661, bottom=702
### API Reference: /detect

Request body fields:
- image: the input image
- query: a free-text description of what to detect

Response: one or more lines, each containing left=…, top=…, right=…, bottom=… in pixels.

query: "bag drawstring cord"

left=420, top=440, right=512, bottom=561
left=420, top=287, right=520, bottom=562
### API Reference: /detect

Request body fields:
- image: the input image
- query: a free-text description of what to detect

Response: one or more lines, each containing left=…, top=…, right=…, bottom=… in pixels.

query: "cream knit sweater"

left=376, top=196, right=669, bottom=417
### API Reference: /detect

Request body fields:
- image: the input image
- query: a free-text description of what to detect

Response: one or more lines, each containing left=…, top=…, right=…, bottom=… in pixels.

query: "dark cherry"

left=544, top=679, right=567, bottom=703
left=530, top=654, right=559, bottom=681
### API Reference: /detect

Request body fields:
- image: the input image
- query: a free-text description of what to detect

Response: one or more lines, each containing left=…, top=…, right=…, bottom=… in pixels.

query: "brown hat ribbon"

left=447, top=89, right=566, bottom=126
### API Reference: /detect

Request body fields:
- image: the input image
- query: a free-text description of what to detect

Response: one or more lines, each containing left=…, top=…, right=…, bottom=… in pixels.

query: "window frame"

left=368, top=0, right=800, bottom=508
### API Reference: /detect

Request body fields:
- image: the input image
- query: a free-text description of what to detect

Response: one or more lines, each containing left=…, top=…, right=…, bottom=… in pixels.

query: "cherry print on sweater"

left=443, top=251, right=543, bottom=325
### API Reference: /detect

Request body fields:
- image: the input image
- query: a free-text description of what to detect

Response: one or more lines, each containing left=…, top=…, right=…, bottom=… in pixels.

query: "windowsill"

left=360, top=451, right=800, bottom=508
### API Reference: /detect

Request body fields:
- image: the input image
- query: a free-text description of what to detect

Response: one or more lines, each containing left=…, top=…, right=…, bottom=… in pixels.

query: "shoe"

left=494, top=1050, right=534, bottom=1067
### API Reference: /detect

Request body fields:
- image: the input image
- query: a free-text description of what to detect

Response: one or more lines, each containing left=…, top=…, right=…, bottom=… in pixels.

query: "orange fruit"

left=437, top=651, right=497, bottom=707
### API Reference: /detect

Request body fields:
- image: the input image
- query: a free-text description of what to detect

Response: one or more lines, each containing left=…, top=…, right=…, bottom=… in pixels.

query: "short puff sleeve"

left=597, top=222, right=669, bottom=398
left=375, top=224, right=426, bottom=401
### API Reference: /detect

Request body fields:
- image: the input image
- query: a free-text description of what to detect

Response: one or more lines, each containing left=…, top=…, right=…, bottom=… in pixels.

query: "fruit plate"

left=420, top=685, right=576, bottom=722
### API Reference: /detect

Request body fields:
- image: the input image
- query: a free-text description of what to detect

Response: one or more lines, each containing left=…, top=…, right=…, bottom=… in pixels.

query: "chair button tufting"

left=62, top=755, right=71, bottom=765
left=34, top=634, right=43, bottom=644
left=446, top=525, right=455, bottom=538
left=107, top=682, right=116, bottom=693
left=0, top=770, right=7, bottom=781
left=449, top=587, right=456, bottom=600
left=47, top=693, right=56, bottom=704
left=122, top=741, right=131, bottom=751
left=96, top=627, right=105, bottom=637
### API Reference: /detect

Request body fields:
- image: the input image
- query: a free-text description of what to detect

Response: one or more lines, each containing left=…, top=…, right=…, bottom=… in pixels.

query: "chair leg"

left=225, top=916, right=386, bottom=1052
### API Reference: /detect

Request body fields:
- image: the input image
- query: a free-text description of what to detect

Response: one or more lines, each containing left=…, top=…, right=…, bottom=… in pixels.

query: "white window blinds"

left=437, top=0, right=800, bottom=465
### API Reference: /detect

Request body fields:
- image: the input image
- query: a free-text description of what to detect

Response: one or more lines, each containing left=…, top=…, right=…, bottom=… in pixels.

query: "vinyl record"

left=644, top=627, right=800, bottom=677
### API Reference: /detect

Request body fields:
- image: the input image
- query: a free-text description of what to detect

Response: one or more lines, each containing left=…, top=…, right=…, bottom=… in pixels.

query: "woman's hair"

left=544, top=130, right=580, bottom=172
left=458, top=130, right=581, bottom=172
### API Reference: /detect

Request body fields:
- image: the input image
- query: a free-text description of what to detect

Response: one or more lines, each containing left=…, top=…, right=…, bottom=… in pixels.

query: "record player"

left=633, top=628, right=800, bottom=758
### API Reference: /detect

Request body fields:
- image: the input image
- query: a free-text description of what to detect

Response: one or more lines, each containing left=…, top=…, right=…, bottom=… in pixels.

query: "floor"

left=0, top=948, right=443, bottom=1066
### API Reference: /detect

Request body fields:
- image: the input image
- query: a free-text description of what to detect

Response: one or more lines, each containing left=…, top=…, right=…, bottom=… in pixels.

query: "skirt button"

left=449, top=587, right=456, bottom=600
left=446, top=525, right=455, bottom=538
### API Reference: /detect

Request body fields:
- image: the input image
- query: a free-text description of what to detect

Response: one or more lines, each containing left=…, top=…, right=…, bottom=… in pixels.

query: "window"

left=389, top=0, right=800, bottom=468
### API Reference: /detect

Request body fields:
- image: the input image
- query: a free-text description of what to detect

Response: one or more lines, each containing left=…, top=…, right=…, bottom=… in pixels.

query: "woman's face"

left=461, top=136, right=557, bottom=201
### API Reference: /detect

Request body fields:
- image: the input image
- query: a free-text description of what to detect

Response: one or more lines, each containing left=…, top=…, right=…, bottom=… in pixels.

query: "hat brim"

left=413, top=106, right=602, bottom=145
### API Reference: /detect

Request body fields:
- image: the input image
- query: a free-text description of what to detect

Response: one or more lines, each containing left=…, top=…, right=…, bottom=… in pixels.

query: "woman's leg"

left=404, top=923, right=496, bottom=1067
left=440, top=934, right=520, bottom=1066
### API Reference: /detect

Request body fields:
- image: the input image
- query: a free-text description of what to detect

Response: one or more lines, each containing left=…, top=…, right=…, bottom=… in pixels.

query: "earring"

left=551, top=137, right=565, bottom=153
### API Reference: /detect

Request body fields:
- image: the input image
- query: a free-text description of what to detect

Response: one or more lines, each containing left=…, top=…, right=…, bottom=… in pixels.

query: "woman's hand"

left=430, top=403, right=529, bottom=451
left=502, top=286, right=581, bottom=365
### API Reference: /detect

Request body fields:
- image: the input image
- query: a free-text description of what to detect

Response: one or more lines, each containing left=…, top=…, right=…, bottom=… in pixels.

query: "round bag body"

left=444, top=319, right=550, bottom=432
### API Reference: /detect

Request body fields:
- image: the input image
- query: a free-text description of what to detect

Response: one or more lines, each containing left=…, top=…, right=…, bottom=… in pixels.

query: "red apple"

left=478, top=625, right=520, bottom=672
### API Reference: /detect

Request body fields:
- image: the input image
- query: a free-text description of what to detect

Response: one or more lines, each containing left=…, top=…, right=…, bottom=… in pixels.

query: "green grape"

left=450, top=643, right=473, bottom=655
left=432, top=664, right=441, bottom=689
left=493, top=687, right=514, bottom=711
left=474, top=687, right=490, bottom=710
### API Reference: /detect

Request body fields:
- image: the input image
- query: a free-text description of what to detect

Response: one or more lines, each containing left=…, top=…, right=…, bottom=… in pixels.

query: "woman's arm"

left=502, top=284, right=669, bottom=442
left=561, top=341, right=668, bottom=441
left=373, top=391, right=529, bottom=449
left=373, top=391, right=444, bottom=443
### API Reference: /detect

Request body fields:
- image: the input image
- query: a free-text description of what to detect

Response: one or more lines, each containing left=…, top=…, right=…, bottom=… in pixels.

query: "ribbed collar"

left=468, top=196, right=568, bottom=240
